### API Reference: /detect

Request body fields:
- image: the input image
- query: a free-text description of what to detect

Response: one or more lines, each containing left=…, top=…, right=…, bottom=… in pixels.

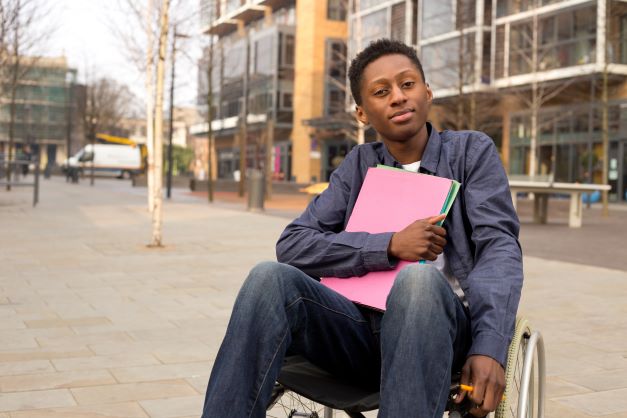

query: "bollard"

left=247, top=169, right=265, bottom=212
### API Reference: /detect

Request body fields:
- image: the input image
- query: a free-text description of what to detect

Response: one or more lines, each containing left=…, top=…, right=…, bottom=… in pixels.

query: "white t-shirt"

left=401, top=161, right=466, bottom=304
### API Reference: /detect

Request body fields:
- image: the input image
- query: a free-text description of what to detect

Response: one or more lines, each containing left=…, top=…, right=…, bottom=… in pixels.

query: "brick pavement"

left=0, top=177, right=626, bottom=417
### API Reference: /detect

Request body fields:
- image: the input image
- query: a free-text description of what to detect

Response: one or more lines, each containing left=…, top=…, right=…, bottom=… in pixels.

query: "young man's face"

left=355, top=54, right=432, bottom=145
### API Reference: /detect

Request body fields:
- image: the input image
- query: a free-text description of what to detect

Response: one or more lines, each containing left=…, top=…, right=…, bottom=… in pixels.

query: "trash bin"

left=247, top=168, right=265, bottom=211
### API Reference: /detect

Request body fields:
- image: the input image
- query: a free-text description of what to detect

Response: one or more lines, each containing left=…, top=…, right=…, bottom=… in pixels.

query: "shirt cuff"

left=467, top=330, right=509, bottom=368
left=361, top=232, right=396, bottom=272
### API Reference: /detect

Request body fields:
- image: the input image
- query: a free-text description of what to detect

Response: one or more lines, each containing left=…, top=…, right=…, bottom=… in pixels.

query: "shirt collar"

left=377, top=122, right=441, bottom=174
left=419, top=122, right=441, bottom=174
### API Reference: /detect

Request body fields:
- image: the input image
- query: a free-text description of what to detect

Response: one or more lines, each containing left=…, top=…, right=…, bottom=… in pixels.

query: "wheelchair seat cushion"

left=277, top=356, right=380, bottom=413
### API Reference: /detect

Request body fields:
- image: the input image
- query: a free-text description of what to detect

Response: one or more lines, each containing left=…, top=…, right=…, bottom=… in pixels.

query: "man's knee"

left=387, top=264, right=452, bottom=309
left=239, top=261, right=302, bottom=304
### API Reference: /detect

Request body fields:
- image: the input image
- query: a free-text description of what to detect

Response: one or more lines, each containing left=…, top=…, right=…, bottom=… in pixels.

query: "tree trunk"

left=146, top=0, right=155, bottom=212
left=206, top=7, right=214, bottom=203
left=6, top=0, right=20, bottom=192
left=149, top=0, right=170, bottom=247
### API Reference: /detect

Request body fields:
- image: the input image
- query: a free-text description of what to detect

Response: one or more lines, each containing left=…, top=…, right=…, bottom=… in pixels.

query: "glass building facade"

left=0, top=57, right=76, bottom=166
left=198, top=0, right=295, bottom=181
left=347, top=0, right=627, bottom=201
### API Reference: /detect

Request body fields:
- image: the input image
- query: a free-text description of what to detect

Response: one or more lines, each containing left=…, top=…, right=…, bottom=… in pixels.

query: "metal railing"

left=0, top=156, right=41, bottom=207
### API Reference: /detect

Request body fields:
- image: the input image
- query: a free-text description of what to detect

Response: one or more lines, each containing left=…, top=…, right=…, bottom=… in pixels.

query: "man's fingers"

left=469, top=404, right=489, bottom=417
left=427, top=214, right=446, bottom=224
left=455, top=364, right=472, bottom=404
left=481, top=384, right=498, bottom=414
left=430, top=234, right=447, bottom=248
left=469, top=381, right=486, bottom=411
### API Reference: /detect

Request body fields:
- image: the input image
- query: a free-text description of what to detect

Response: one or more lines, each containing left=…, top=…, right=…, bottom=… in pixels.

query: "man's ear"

left=355, top=105, right=369, bottom=125
left=426, top=83, right=433, bottom=106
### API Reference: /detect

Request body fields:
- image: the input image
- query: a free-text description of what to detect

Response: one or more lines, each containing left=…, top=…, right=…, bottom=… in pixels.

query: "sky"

left=45, top=0, right=203, bottom=110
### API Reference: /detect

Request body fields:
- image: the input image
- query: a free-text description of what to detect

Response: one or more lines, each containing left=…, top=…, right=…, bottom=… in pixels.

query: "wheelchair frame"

left=267, top=317, right=545, bottom=418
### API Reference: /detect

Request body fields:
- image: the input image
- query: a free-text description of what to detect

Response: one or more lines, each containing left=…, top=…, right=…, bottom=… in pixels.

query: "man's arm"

left=456, top=134, right=523, bottom=416
left=276, top=148, right=396, bottom=278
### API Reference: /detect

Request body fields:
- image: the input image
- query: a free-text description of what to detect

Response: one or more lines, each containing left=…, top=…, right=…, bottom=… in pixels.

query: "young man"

left=202, top=39, right=522, bottom=418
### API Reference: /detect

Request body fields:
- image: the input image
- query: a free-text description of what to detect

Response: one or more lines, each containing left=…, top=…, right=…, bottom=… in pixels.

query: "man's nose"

left=390, top=84, right=407, bottom=105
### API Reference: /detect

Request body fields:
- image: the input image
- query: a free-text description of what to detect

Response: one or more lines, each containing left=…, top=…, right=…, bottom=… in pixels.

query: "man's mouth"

left=389, top=109, right=414, bottom=123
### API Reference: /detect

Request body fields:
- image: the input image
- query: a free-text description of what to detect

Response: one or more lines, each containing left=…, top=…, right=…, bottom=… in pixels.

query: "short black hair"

left=348, top=39, right=425, bottom=106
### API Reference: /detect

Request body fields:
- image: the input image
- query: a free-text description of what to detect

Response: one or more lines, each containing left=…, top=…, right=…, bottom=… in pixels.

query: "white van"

left=63, top=144, right=144, bottom=179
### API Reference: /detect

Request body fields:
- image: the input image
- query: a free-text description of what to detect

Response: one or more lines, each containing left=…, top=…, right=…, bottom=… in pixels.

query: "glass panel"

left=391, top=2, right=405, bottom=42
left=421, top=37, right=459, bottom=90
left=328, top=0, right=347, bottom=21
left=254, top=35, right=274, bottom=76
left=497, top=0, right=535, bottom=18
left=509, top=20, right=533, bottom=75
left=223, top=39, right=246, bottom=81
left=457, top=0, right=476, bottom=30
left=495, top=24, right=505, bottom=78
left=284, top=34, right=295, bottom=66
left=510, top=146, right=529, bottom=175
left=361, top=9, right=388, bottom=46
left=554, top=144, right=570, bottom=182
left=422, top=0, right=455, bottom=38
left=482, top=31, right=491, bottom=83
left=357, top=0, right=381, bottom=12
left=609, top=10, right=627, bottom=64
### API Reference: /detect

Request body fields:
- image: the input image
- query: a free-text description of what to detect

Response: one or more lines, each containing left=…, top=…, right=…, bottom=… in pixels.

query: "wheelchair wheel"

left=495, top=318, right=545, bottom=418
left=267, top=383, right=328, bottom=417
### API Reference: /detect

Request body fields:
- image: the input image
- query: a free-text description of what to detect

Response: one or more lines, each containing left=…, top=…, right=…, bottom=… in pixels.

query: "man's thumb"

left=428, top=214, right=446, bottom=224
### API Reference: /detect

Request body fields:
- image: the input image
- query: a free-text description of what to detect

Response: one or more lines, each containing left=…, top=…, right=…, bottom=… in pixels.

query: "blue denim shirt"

left=276, top=123, right=523, bottom=366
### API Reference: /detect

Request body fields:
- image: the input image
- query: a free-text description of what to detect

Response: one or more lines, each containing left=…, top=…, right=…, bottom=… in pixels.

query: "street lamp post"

left=166, top=27, right=189, bottom=200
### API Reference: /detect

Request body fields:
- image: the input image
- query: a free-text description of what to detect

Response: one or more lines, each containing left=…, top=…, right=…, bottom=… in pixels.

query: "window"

left=254, top=35, right=274, bottom=76
left=283, top=34, right=295, bottom=67
left=325, top=40, right=347, bottom=115
left=327, top=0, right=347, bottom=21
left=537, top=6, right=596, bottom=70
left=497, top=0, right=535, bottom=18
left=422, top=1, right=454, bottom=39
left=223, top=39, right=246, bottom=81
left=282, top=93, right=293, bottom=109
left=390, top=3, right=405, bottom=42
left=509, top=20, right=533, bottom=75
left=421, top=35, right=474, bottom=90
left=361, top=9, right=388, bottom=47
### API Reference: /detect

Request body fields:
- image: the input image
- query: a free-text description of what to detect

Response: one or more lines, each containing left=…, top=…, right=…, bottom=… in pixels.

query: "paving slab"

left=1, top=177, right=626, bottom=417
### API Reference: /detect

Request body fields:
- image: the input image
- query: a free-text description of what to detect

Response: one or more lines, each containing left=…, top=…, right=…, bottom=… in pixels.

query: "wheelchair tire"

left=495, top=318, right=533, bottom=418
left=267, top=384, right=328, bottom=417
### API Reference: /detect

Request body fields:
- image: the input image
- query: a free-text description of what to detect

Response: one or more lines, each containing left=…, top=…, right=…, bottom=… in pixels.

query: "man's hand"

left=387, top=214, right=446, bottom=261
left=455, top=355, right=506, bottom=417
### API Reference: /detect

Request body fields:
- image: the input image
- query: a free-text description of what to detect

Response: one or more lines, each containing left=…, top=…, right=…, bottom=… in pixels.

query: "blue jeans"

left=201, top=261, right=470, bottom=418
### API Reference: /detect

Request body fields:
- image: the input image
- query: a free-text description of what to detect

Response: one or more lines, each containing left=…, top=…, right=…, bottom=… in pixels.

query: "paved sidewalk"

left=0, top=177, right=626, bottom=417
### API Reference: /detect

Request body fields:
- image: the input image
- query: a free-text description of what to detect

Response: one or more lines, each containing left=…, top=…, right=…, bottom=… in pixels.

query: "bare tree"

left=148, top=0, right=170, bottom=247
left=0, top=0, right=55, bottom=190
left=80, top=78, right=136, bottom=140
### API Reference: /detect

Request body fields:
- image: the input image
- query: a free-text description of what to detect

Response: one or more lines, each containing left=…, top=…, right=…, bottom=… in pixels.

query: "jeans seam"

left=284, top=296, right=368, bottom=324
left=248, top=327, right=289, bottom=418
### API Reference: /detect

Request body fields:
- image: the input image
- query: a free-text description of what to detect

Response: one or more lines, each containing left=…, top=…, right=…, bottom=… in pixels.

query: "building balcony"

left=203, top=1, right=277, bottom=36
left=254, top=0, right=292, bottom=12
left=232, top=4, right=269, bottom=23
left=206, top=18, right=240, bottom=36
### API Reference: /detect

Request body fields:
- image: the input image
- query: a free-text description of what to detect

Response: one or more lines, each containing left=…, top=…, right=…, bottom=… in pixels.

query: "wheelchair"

left=266, top=317, right=545, bottom=418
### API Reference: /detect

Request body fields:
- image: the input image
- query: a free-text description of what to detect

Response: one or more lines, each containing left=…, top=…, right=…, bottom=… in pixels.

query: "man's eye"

left=402, top=81, right=415, bottom=88
left=373, top=89, right=387, bottom=96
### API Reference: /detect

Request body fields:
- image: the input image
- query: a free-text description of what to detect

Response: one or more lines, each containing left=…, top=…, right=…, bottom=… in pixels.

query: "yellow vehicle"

left=96, top=134, right=147, bottom=171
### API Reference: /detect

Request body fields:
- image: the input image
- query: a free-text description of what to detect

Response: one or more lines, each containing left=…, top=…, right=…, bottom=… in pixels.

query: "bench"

left=508, top=178, right=611, bottom=228
left=299, top=182, right=329, bottom=201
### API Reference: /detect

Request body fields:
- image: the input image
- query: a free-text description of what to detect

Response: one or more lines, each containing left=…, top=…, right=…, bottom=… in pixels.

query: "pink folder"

left=321, top=167, right=454, bottom=311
